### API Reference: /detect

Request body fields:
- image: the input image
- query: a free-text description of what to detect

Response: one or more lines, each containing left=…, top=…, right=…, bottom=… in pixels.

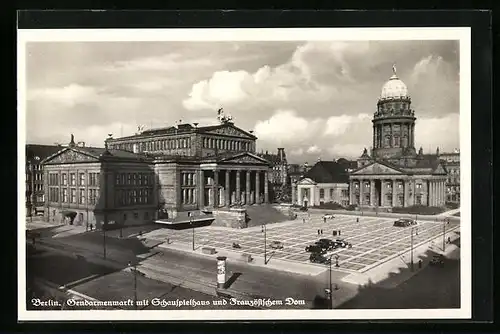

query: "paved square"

left=145, top=213, right=459, bottom=274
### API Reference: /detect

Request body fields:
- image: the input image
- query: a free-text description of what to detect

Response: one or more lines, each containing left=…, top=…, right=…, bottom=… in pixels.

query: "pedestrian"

left=323, top=217, right=326, bottom=223
left=418, top=260, right=422, bottom=269
left=317, top=229, right=320, bottom=236
left=90, top=223, right=93, bottom=231
left=356, top=217, right=359, bottom=223
left=447, top=236, right=451, bottom=244
left=303, top=218, right=305, bottom=224
left=338, top=230, right=341, bottom=236
left=320, top=229, right=323, bottom=235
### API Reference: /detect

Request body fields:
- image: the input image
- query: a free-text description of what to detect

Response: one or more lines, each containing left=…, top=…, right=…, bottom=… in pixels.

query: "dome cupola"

left=380, top=65, right=408, bottom=100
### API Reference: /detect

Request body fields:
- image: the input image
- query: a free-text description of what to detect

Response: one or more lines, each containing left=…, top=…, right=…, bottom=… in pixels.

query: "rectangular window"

left=416, top=183, right=422, bottom=189
left=62, top=188, right=68, bottom=202
left=133, top=212, right=139, bottom=219
left=79, top=189, right=85, bottom=204
left=127, top=173, right=132, bottom=185
left=115, top=173, right=120, bottom=185
left=79, top=173, right=85, bottom=186
left=62, top=173, right=68, bottom=186
left=319, top=189, right=325, bottom=199
left=70, top=188, right=76, bottom=203
left=138, top=174, right=143, bottom=185
left=133, top=173, right=137, bottom=185
left=416, top=195, right=422, bottom=205
left=70, top=173, right=76, bottom=186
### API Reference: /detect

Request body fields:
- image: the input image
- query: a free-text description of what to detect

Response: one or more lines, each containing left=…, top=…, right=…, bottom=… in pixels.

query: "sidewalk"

left=341, top=227, right=460, bottom=288
left=156, top=240, right=328, bottom=277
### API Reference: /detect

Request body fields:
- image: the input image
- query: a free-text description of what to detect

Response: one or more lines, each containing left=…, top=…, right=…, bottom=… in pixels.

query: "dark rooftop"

left=26, top=144, right=62, bottom=162
left=303, top=161, right=349, bottom=184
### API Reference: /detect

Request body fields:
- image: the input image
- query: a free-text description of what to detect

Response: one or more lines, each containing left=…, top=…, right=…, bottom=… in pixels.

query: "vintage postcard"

left=18, top=27, right=471, bottom=321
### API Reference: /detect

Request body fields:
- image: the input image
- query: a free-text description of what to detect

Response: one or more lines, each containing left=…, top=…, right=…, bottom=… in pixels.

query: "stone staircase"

left=244, top=204, right=290, bottom=227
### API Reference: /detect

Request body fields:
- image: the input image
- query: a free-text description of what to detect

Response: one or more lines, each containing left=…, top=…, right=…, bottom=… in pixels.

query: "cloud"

left=415, top=113, right=459, bottom=153
left=254, top=110, right=324, bottom=145
left=324, top=113, right=371, bottom=136
left=306, top=145, right=322, bottom=154
left=28, top=84, right=99, bottom=107
left=106, top=53, right=213, bottom=72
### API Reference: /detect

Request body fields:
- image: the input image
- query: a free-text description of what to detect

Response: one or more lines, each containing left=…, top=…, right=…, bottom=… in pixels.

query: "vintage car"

left=309, top=252, right=331, bottom=264
left=315, top=238, right=337, bottom=251
left=269, top=241, right=284, bottom=249
left=393, top=218, right=417, bottom=227
left=305, top=245, right=325, bottom=253
left=323, top=214, right=335, bottom=219
left=334, top=239, right=353, bottom=248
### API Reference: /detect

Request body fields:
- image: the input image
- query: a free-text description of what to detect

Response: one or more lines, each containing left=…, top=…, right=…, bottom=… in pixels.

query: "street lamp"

left=442, top=219, right=447, bottom=252
left=189, top=212, right=194, bottom=251
left=327, top=254, right=340, bottom=309
left=410, top=226, right=418, bottom=271
left=261, top=224, right=267, bottom=265
left=128, top=261, right=138, bottom=310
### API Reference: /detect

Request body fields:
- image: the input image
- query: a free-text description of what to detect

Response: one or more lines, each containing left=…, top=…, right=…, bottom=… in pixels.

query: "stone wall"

left=211, top=208, right=247, bottom=228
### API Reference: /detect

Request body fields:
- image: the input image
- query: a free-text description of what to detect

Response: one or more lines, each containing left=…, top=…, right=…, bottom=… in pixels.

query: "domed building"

left=349, top=66, right=447, bottom=208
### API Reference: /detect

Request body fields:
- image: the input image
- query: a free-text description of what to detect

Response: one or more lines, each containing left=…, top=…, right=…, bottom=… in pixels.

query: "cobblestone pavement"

left=144, top=213, right=460, bottom=274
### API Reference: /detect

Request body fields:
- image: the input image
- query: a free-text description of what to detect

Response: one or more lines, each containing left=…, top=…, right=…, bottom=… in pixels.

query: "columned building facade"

left=349, top=67, right=447, bottom=208
left=41, top=113, right=272, bottom=227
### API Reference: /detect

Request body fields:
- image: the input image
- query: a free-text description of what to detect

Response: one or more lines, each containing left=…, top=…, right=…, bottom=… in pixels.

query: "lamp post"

left=261, top=224, right=267, bottom=265
left=189, top=212, right=194, bottom=251
left=442, top=219, right=447, bottom=252
left=128, top=261, right=138, bottom=310
left=410, top=226, right=418, bottom=271
left=327, top=254, right=340, bottom=309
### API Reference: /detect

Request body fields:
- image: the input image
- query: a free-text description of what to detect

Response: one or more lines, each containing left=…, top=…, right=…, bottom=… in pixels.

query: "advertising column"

left=217, top=256, right=227, bottom=289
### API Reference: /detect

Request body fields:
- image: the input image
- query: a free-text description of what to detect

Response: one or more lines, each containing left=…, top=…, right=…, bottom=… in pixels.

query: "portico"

left=349, top=161, right=447, bottom=208
left=198, top=167, right=270, bottom=208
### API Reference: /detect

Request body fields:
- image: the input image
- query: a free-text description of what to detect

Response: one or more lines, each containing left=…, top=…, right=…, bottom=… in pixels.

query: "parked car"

left=305, top=245, right=325, bottom=253
left=309, top=252, right=331, bottom=264
left=323, top=214, right=335, bottom=219
left=393, top=218, right=417, bottom=227
left=429, top=255, right=445, bottom=267
left=316, top=238, right=337, bottom=250
left=334, top=239, right=352, bottom=248
left=269, top=241, right=284, bottom=249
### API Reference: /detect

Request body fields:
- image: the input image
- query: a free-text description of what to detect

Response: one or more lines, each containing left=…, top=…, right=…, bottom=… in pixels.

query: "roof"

left=26, top=144, right=62, bottom=162
left=113, top=122, right=257, bottom=140
left=41, top=146, right=153, bottom=164
left=336, top=158, right=358, bottom=170
left=303, top=161, right=349, bottom=184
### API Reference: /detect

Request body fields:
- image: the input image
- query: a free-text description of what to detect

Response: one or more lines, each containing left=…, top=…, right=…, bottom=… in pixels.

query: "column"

left=370, top=179, right=375, bottom=207
left=298, top=187, right=302, bottom=206
left=380, top=179, right=385, bottom=206
left=198, top=170, right=204, bottom=208
left=245, top=170, right=251, bottom=205
left=349, top=179, right=354, bottom=205
left=225, top=170, right=230, bottom=207
left=359, top=179, right=364, bottom=206
left=236, top=171, right=241, bottom=203
left=404, top=179, right=410, bottom=207
left=440, top=181, right=444, bottom=206
left=372, top=125, right=376, bottom=148
left=429, top=181, right=434, bottom=206
left=292, top=182, right=297, bottom=205
left=213, top=170, right=219, bottom=208
left=255, top=171, right=261, bottom=204
left=391, top=179, right=397, bottom=207
left=310, top=186, right=315, bottom=206
left=264, top=172, right=269, bottom=203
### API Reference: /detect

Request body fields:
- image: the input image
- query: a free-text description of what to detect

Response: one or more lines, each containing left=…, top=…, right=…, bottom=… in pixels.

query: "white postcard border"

left=17, top=27, right=472, bottom=321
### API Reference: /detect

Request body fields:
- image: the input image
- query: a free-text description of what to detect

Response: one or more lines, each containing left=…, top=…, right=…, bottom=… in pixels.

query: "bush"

left=446, top=202, right=459, bottom=209
left=314, top=202, right=345, bottom=210
left=345, top=204, right=357, bottom=211
left=391, top=205, right=445, bottom=215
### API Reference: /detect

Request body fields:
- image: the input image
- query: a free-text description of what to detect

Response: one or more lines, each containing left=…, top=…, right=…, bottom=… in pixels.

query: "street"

left=338, top=249, right=460, bottom=309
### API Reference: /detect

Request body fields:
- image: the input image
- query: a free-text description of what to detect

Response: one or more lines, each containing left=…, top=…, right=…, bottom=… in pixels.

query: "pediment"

left=220, top=153, right=269, bottom=165
left=204, top=125, right=255, bottom=139
left=352, top=162, right=403, bottom=175
left=44, top=148, right=99, bottom=164
left=433, top=164, right=446, bottom=174
left=298, top=177, right=316, bottom=185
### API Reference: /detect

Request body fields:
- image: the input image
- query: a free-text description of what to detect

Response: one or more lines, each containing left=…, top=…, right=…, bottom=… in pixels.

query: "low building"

left=257, top=148, right=288, bottom=185
left=294, top=161, right=350, bottom=207
left=25, top=144, right=64, bottom=215
left=440, top=150, right=460, bottom=204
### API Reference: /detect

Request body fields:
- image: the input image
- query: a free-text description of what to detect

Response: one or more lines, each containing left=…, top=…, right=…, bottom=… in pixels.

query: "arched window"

left=384, top=135, right=391, bottom=147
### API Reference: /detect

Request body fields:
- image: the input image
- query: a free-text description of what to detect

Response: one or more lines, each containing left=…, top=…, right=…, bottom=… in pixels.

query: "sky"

left=24, top=40, right=460, bottom=163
